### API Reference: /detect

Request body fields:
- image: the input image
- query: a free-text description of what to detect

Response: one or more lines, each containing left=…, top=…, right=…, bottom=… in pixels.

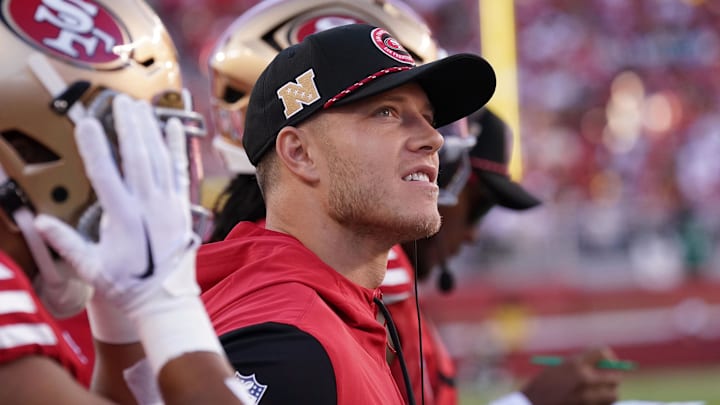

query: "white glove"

left=36, top=94, right=197, bottom=310
left=35, top=94, right=222, bottom=374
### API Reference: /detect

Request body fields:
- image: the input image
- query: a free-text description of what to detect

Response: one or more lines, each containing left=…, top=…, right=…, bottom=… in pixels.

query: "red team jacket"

left=198, top=222, right=405, bottom=404
left=0, top=251, right=89, bottom=384
left=382, top=245, right=458, bottom=405
left=27, top=223, right=457, bottom=404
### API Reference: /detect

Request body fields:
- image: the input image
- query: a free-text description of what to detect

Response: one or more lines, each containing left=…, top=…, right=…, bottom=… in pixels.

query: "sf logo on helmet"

left=2, top=0, right=127, bottom=66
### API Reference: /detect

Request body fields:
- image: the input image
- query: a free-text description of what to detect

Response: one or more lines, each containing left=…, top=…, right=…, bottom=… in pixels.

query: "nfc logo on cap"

left=276, top=69, right=321, bottom=119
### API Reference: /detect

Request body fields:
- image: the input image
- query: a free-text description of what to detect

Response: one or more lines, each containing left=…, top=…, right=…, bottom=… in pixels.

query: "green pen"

left=531, top=355, right=636, bottom=371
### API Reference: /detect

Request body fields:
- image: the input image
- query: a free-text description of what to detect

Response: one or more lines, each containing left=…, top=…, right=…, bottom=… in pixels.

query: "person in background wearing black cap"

left=408, top=109, right=542, bottom=284
left=385, top=108, right=621, bottom=405
left=196, top=23, right=495, bottom=404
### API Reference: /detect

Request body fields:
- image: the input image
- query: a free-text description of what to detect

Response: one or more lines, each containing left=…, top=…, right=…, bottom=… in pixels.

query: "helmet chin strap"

left=0, top=164, right=92, bottom=319
left=28, top=52, right=86, bottom=125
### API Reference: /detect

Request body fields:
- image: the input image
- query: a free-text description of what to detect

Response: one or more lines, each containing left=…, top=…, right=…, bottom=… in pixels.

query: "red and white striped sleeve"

left=0, top=252, right=87, bottom=380
left=380, top=245, right=416, bottom=305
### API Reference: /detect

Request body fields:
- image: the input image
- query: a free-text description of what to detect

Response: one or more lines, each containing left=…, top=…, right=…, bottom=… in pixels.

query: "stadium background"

left=146, top=0, right=720, bottom=402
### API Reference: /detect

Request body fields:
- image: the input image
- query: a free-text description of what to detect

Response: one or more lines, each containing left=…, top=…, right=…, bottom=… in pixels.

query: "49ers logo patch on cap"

left=371, top=27, right=414, bottom=66
left=2, top=0, right=129, bottom=69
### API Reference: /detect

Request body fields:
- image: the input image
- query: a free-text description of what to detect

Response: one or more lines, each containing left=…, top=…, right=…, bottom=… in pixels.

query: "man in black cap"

left=411, top=108, right=541, bottom=284
left=197, top=23, right=495, bottom=404
left=392, top=109, right=621, bottom=405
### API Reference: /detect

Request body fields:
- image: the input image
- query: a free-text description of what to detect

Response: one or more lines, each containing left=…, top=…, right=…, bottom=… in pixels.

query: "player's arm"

left=91, top=341, right=146, bottom=403
left=158, top=352, right=246, bottom=404
left=35, top=95, right=251, bottom=404
left=0, top=356, right=113, bottom=404
left=221, top=322, right=338, bottom=404
left=90, top=307, right=247, bottom=405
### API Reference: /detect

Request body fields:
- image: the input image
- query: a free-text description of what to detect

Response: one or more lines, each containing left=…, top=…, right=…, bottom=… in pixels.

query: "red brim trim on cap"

left=323, top=66, right=413, bottom=109
left=470, top=156, right=508, bottom=177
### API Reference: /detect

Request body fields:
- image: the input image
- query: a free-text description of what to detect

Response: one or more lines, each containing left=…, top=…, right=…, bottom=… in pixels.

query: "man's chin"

left=399, top=214, right=441, bottom=242
left=342, top=212, right=441, bottom=245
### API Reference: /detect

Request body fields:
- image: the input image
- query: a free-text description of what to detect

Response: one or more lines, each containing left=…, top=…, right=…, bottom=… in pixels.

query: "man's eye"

left=376, top=107, right=394, bottom=117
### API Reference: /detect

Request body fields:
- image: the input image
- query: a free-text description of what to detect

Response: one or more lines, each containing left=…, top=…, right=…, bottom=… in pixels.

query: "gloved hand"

left=36, top=94, right=197, bottom=311
left=35, top=94, right=221, bottom=375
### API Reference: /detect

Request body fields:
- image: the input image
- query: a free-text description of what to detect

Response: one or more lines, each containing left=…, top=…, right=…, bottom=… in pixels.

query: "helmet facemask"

left=437, top=118, right=475, bottom=207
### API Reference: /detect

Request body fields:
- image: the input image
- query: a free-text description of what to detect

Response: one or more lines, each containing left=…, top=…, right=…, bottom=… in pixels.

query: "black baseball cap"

left=469, top=109, right=541, bottom=210
left=243, top=23, right=496, bottom=166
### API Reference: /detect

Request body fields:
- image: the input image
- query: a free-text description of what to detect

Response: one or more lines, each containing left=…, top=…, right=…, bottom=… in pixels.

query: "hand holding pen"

left=521, top=347, right=623, bottom=405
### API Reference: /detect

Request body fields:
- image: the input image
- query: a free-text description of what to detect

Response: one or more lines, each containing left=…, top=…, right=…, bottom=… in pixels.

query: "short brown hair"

left=254, top=149, right=278, bottom=198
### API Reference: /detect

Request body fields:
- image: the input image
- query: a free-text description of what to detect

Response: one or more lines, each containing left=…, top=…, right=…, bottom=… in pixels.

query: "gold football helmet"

left=208, top=0, right=440, bottom=174
left=0, top=0, right=205, bottom=317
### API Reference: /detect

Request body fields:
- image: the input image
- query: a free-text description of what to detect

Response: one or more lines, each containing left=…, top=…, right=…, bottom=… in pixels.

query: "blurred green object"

left=529, top=355, right=564, bottom=366
left=597, top=359, right=636, bottom=371
left=530, top=355, right=636, bottom=370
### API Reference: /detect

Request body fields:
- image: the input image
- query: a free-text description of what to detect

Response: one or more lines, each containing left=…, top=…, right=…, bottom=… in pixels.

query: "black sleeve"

left=220, top=322, right=337, bottom=405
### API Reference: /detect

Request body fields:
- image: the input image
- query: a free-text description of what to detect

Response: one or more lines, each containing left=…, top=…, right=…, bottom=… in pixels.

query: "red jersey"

left=55, top=310, right=94, bottom=386
left=198, top=222, right=404, bottom=404
left=381, top=245, right=458, bottom=405
left=0, top=251, right=89, bottom=382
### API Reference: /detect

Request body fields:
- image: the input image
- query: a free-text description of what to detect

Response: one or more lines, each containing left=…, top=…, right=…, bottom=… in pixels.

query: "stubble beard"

left=326, top=151, right=441, bottom=244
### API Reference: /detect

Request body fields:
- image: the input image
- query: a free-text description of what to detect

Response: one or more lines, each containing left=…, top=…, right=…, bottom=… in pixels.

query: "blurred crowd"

left=507, top=0, right=720, bottom=290
left=148, top=0, right=720, bottom=290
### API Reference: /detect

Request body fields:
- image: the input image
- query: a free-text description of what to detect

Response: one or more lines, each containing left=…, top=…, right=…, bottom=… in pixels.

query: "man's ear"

left=275, top=126, right=320, bottom=183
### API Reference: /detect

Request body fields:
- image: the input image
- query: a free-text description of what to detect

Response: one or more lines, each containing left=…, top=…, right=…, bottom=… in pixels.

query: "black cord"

left=374, top=296, right=416, bottom=405
left=412, top=241, right=425, bottom=405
